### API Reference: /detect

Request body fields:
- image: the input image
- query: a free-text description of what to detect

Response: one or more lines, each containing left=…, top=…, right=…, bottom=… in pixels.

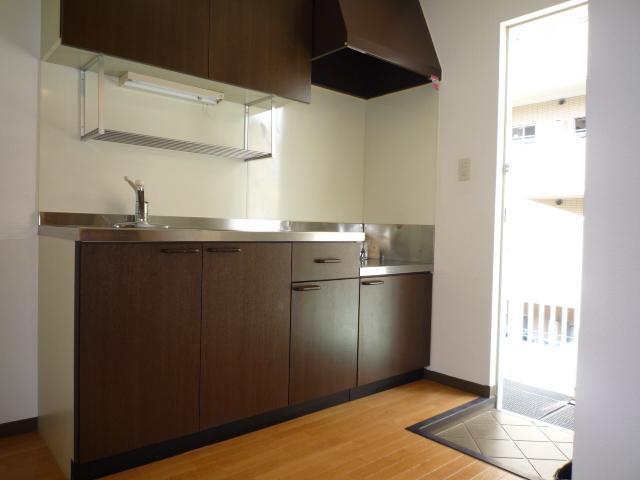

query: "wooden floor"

left=0, top=381, right=521, bottom=480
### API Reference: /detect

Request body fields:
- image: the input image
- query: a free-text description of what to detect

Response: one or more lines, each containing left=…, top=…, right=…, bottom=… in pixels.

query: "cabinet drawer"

left=292, top=242, right=360, bottom=282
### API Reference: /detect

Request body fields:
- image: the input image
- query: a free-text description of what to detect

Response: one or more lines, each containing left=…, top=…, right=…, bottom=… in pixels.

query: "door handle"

left=206, top=247, right=242, bottom=253
left=314, top=258, right=341, bottom=264
left=361, top=280, right=384, bottom=286
left=292, top=285, right=321, bottom=292
left=161, top=247, right=201, bottom=254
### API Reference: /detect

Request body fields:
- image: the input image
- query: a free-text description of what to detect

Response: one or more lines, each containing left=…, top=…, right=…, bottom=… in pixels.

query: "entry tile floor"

left=435, top=409, right=573, bottom=479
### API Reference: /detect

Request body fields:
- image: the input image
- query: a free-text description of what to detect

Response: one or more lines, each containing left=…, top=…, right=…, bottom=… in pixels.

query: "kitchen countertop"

left=359, top=259, right=433, bottom=277
left=38, top=225, right=365, bottom=243
left=38, top=212, right=365, bottom=243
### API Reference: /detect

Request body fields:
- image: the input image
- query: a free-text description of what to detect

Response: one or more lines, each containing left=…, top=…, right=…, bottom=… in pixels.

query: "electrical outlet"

left=458, top=158, right=471, bottom=181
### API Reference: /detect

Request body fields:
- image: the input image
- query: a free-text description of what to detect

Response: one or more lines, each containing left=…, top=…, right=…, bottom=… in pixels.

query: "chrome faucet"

left=113, top=176, right=168, bottom=228
left=127, top=177, right=148, bottom=223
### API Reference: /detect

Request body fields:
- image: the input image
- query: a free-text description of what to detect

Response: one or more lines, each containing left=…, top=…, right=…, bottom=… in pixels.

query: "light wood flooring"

left=0, top=380, right=522, bottom=479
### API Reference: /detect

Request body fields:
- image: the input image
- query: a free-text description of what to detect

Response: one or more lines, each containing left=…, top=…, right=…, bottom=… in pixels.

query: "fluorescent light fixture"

left=118, top=72, right=224, bottom=105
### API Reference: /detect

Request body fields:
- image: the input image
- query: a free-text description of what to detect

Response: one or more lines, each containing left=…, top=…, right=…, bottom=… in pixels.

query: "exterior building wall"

left=512, top=95, right=586, bottom=140
left=509, top=95, right=586, bottom=202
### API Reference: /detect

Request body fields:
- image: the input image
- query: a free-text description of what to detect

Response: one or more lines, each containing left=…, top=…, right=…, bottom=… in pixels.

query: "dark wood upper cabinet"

left=77, top=243, right=202, bottom=462
left=209, top=0, right=312, bottom=102
left=200, top=243, right=292, bottom=429
left=58, top=0, right=312, bottom=101
left=357, top=273, right=432, bottom=386
left=61, top=0, right=210, bottom=78
left=290, top=279, right=359, bottom=404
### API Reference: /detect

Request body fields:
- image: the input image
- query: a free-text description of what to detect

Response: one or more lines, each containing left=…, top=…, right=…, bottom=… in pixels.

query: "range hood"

left=312, top=0, right=441, bottom=99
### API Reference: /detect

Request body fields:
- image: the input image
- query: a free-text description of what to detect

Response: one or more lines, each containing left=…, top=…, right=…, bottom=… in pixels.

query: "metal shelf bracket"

left=79, top=55, right=273, bottom=161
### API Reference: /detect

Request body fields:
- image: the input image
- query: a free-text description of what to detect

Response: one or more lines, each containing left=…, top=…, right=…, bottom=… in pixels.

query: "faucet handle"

left=124, top=176, right=144, bottom=191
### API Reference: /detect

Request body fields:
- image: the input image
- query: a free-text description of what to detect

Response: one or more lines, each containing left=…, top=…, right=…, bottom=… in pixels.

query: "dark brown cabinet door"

left=358, top=273, right=432, bottom=386
left=200, top=243, right=291, bottom=429
left=61, top=0, right=210, bottom=78
left=77, top=243, right=202, bottom=462
left=210, top=0, right=312, bottom=102
left=290, top=279, right=359, bottom=404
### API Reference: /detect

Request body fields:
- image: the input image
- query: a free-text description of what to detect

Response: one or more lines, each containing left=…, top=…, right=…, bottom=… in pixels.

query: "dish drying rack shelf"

left=80, top=55, right=273, bottom=161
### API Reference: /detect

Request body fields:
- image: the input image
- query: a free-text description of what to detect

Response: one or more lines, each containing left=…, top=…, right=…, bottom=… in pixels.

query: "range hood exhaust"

left=312, top=0, right=441, bottom=99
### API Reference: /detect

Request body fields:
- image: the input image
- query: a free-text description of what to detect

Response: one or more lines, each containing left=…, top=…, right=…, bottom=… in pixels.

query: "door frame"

left=493, top=0, right=589, bottom=410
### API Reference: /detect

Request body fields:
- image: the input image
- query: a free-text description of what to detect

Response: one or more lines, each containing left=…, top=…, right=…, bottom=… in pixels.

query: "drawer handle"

left=161, top=248, right=201, bottom=254
left=207, top=247, right=242, bottom=253
left=362, top=280, right=384, bottom=286
left=314, top=258, right=341, bottom=264
left=293, top=285, right=321, bottom=292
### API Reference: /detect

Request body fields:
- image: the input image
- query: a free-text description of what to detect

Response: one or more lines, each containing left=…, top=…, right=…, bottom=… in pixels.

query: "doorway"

left=497, top=2, right=588, bottom=432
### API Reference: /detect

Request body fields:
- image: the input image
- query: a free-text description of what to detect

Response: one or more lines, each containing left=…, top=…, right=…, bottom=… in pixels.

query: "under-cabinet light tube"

left=118, top=72, right=224, bottom=106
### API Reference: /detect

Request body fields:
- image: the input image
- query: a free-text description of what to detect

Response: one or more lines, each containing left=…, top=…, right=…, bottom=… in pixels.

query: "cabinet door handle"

left=361, top=280, right=384, bottom=286
left=314, top=258, right=341, bottom=264
left=292, top=285, right=321, bottom=292
left=161, top=248, right=201, bottom=254
left=206, top=247, right=242, bottom=253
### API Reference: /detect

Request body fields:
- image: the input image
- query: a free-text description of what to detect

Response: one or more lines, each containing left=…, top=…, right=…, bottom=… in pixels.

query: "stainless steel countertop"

left=359, top=259, right=433, bottom=277
left=38, top=225, right=365, bottom=243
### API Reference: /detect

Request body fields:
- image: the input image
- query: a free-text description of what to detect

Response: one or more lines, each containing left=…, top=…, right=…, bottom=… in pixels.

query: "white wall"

left=40, top=63, right=367, bottom=223
left=0, top=0, right=40, bottom=424
left=421, top=0, right=561, bottom=386
left=363, top=85, right=439, bottom=225
left=247, top=87, right=366, bottom=222
left=573, top=1, right=640, bottom=478
left=39, top=62, right=443, bottom=226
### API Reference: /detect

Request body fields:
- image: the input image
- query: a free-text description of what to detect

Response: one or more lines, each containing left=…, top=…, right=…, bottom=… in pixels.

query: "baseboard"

left=0, top=417, right=38, bottom=438
left=423, top=369, right=494, bottom=398
left=350, top=369, right=424, bottom=400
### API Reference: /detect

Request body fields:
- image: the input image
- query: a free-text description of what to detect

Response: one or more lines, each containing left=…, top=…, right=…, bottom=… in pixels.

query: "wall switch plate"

left=458, top=158, right=471, bottom=181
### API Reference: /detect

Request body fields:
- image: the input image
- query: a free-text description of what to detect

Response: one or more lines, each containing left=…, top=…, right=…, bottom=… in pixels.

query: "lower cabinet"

left=73, top=240, right=432, bottom=469
left=200, top=243, right=292, bottom=428
left=290, top=279, right=359, bottom=404
left=357, top=273, right=432, bottom=386
left=77, top=243, right=203, bottom=462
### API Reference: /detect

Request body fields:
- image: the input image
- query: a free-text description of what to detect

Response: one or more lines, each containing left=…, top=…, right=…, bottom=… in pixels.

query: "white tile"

left=466, top=412, right=499, bottom=425
left=555, top=442, right=573, bottom=459
left=467, top=423, right=509, bottom=440
left=493, top=410, right=534, bottom=426
left=530, top=459, right=569, bottom=480
left=438, top=423, right=469, bottom=438
left=503, top=425, right=549, bottom=441
left=495, top=458, right=541, bottom=478
left=441, top=434, right=481, bottom=454
left=516, top=441, right=566, bottom=460
left=475, top=438, right=524, bottom=459
left=540, top=426, right=574, bottom=443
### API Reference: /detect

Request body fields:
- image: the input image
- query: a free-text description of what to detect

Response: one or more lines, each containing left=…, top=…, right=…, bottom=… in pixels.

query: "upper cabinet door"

left=209, top=0, right=312, bottom=103
left=61, top=0, right=210, bottom=78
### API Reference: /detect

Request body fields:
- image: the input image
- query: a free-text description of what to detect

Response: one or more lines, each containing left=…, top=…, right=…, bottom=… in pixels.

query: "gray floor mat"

left=503, top=379, right=574, bottom=431
left=541, top=405, right=575, bottom=430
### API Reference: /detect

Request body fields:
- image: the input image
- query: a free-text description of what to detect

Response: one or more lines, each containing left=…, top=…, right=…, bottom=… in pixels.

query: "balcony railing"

left=505, top=300, right=579, bottom=347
